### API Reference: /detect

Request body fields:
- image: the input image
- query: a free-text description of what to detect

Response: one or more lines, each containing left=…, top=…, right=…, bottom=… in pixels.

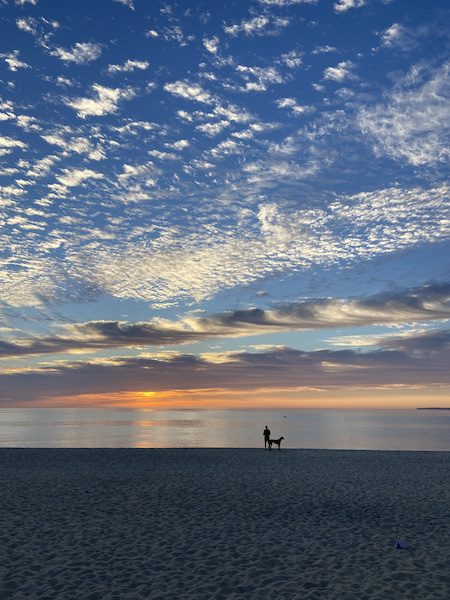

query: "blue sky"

left=0, top=0, right=449, bottom=407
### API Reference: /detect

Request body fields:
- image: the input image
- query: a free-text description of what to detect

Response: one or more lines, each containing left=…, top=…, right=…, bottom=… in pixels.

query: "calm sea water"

left=0, top=408, right=449, bottom=450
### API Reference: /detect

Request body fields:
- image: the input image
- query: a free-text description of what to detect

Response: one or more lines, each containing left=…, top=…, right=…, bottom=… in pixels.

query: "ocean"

left=0, top=408, right=449, bottom=450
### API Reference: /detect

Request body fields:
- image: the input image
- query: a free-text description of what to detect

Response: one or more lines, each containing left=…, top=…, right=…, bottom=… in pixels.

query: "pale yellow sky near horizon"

left=5, top=385, right=449, bottom=410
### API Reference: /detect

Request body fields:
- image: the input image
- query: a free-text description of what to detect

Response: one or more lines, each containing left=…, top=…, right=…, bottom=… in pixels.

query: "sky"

left=0, top=0, right=449, bottom=409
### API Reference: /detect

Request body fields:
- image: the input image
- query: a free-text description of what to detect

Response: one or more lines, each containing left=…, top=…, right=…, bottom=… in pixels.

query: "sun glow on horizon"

left=5, top=385, right=450, bottom=410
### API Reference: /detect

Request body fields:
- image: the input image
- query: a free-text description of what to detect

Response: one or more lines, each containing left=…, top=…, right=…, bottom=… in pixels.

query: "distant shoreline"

left=417, top=407, right=450, bottom=410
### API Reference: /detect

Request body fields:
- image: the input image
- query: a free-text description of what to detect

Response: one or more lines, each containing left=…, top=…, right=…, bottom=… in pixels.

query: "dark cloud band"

left=1, top=282, right=449, bottom=358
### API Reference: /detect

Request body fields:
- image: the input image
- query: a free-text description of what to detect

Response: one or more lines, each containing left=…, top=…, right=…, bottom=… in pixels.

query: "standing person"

left=263, top=425, right=271, bottom=449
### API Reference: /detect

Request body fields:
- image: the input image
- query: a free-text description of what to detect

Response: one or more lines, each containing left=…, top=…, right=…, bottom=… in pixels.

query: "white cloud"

left=55, top=76, right=76, bottom=87
left=170, top=139, right=190, bottom=150
left=26, top=154, right=61, bottom=178
left=15, top=114, right=40, bottom=131
left=0, top=99, right=15, bottom=121
left=209, top=139, right=241, bottom=158
left=117, top=163, right=161, bottom=183
left=235, top=64, right=285, bottom=92
left=214, top=104, right=252, bottom=123
left=15, top=15, right=59, bottom=39
left=380, top=23, right=405, bottom=48
left=146, top=29, right=159, bottom=38
left=197, top=120, right=230, bottom=136
left=65, top=84, right=136, bottom=118
left=107, top=59, right=150, bottom=74
left=358, top=62, right=450, bottom=165
left=148, top=150, right=178, bottom=160
left=56, top=168, right=104, bottom=188
left=113, top=0, right=134, bottom=9
left=16, top=18, right=37, bottom=34
left=334, top=0, right=365, bottom=13
left=279, top=50, right=302, bottom=68
left=69, top=183, right=447, bottom=307
left=378, top=23, right=428, bottom=52
left=275, top=97, right=313, bottom=116
left=0, top=136, right=27, bottom=149
left=164, top=81, right=214, bottom=104
left=112, top=120, right=157, bottom=135
left=224, top=15, right=289, bottom=37
left=42, top=131, right=105, bottom=160
left=50, top=42, right=102, bottom=64
left=259, top=0, right=317, bottom=5
left=311, top=45, right=337, bottom=55
left=323, top=60, right=355, bottom=81
left=203, top=36, right=219, bottom=54
left=159, top=26, right=195, bottom=46
left=0, top=50, right=30, bottom=71
left=15, top=0, right=38, bottom=4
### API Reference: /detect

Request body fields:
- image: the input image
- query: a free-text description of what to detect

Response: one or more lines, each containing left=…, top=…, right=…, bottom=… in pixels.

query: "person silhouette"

left=263, top=425, right=271, bottom=449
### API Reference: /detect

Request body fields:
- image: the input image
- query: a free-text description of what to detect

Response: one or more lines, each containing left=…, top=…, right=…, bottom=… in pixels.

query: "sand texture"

left=1, top=449, right=449, bottom=599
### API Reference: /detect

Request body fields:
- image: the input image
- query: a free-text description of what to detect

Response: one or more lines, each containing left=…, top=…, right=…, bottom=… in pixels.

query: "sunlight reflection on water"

left=0, top=408, right=449, bottom=450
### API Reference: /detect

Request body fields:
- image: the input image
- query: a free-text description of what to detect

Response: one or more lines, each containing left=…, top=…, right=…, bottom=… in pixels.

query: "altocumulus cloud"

left=358, top=62, right=450, bottom=166
left=50, top=42, right=102, bottom=64
left=65, top=84, right=136, bottom=118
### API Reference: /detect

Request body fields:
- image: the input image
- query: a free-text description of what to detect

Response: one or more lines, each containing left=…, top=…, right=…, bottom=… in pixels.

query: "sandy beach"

left=1, top=449, right=449, bottom=599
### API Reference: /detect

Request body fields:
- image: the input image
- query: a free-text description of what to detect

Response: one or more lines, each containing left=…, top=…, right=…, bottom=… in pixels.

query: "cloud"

left=382, top=328, right=450, bottom=355
left=117, top=163, right=160, bottom=180
left=164, top=81, right=214, bottom=104
left=113, top=0, right=134, bottom=9
left=224, top=15, right=289, bottom=37
left=279, top=50, right=302, bottom=68
left=148, top=149, right=178, bottom=160
left=213, top=104, right=253, bottom=123
left=235, top=64, right=285, bottom=92
left=323, top=60, right=355, bottom=81
left=16, top=17, right=37, bottom=34
left=358, top=62, right=450, bottom=165
left=15, top=0, right=38, bottom=4
left=15, top=15, right=59, bottom=44
left=2, top=337, right=449, bottom=404
left=197, top=120, right=230, bottom=136
left=275, top=97, right=313, bottom=116
left=171, top=139, right=190, bottom=150
left=50, top=42, right=102, bottom=64
left=203, top=36, right=219, bottom=54
left=107, top=59, right=150, bottom=74
left=65, top=84, right=136, bottom=118
left=2, top=283, right=449, bottom=358
left=56, top=168, right=104, bottom=188
left=259, top=0, right=317, bottom=5
left=26, top=154, right=61, bottom=178
left=155, top=26, right=195, bottom=46
left=41, top=130, right=106, bottom=160
left=311, top=45, right=337, bottom=55
left=52, top=183, right=446, bottom=306
left=114, top=162, right=162, bottom=198
left=0, top=50, right=30, bottom=71
left=378, top=23, right=431, bottom=52
left=334, top=0, right=394, bottom=12
left=0, top=135, right=27, bottom=150
left=334, top=0, right=365, bottom=12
